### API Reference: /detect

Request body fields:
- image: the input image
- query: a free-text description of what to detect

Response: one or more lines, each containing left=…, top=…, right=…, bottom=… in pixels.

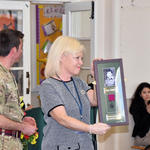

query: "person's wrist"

left=17, top=122, right=24, bottom=132
left=89, top=124, right=92, bottom=134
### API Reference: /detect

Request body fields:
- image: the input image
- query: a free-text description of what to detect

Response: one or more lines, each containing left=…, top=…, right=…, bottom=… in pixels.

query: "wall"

left=95, top=0, right=150, bottom=150
left=30, top=0, right=150, bottom=149
left=120, top=6, right=150, bottom=98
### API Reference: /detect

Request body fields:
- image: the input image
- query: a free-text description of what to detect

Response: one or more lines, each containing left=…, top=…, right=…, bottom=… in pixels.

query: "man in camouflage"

left=0, top=29, right=37, bottom=150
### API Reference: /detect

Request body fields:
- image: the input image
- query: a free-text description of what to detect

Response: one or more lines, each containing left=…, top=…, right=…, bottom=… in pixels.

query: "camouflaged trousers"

left=0, top=135, right=22, bottom=150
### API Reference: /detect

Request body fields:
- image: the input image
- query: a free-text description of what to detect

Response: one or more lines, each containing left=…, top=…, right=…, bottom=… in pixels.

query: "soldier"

left=0, top=29, right=37, bottom=150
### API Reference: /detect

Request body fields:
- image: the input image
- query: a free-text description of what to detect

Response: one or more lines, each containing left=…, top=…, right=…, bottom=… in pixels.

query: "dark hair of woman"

left=130, top=82, right=150, bottom=112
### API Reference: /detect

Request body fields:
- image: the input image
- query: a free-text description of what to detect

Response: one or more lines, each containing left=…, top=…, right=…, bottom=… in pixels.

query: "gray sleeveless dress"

left=39, top=77, right=94, bottom=150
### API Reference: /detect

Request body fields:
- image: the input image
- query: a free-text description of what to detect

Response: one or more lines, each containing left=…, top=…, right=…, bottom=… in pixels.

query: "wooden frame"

left=94, top=59, right=129, bottom=126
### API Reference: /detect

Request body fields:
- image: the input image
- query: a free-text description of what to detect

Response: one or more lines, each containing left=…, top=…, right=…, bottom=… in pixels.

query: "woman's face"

left=60, top=51, right=83, bottom=77
left=140, top=87, right=150, bottom=102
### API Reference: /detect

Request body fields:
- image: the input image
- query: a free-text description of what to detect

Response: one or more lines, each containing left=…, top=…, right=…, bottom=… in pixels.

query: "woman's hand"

left=91, top=58, right=103, bottom=78
left=89, top=123, right=111, bottom=135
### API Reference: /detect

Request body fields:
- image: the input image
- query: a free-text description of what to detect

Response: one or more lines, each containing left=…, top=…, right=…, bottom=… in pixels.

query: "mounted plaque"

left=94, top=59, right=129, bottom=126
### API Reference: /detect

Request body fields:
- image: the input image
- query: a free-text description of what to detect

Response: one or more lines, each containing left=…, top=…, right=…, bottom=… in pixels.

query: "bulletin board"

left=36, top=4, right=64, bottom=84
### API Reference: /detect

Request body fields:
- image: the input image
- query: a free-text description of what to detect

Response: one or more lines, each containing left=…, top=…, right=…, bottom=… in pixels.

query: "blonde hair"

left=44, top=36, right=84, bottom=78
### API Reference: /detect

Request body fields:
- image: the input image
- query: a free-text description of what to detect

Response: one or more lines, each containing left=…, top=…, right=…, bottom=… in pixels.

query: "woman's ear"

left=60, top=53, right=65, bottom=62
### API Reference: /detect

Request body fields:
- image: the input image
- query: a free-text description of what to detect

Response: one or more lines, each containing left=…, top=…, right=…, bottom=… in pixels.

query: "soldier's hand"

left=21, top=121, right=38, bottom=136
left=23, top=116, right=37, bottom=126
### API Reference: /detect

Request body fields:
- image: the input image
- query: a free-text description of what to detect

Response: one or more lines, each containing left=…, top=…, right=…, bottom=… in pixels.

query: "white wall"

left=95, top=0, right=150, bottom=150
left=120, top=6, right=150, bottom=98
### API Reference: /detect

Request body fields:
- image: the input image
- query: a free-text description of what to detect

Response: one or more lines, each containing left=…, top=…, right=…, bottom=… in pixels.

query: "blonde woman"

left=39, top=36, right=110, bottom=150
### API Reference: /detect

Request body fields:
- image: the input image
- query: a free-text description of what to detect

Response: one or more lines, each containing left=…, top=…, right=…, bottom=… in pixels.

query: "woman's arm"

left=50, top=105, right=110, bottom=135
left=87, top=58, right=102, bottom=106
left=87, top=88, right=97, bottom=106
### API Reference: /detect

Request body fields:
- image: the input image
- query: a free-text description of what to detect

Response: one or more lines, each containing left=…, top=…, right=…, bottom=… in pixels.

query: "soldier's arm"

left=0, top=80, right=37, bottom=136
left=0, top=114, right=37, bottom=136
left=0, top=80, right=24, bottom=122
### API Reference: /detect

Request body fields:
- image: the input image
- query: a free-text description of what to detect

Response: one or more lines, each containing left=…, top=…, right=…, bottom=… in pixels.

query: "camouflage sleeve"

left=0, top=84, right=5, bottom=114
left=0, top=80, right=24, bottom=122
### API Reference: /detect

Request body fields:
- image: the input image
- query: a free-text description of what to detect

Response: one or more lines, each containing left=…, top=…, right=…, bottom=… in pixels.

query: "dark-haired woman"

left=130, top=82, right=150, bottom=146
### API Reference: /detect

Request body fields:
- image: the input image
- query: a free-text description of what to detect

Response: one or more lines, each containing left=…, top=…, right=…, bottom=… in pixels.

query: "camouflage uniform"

left=0, top=64, right=24, bottom=150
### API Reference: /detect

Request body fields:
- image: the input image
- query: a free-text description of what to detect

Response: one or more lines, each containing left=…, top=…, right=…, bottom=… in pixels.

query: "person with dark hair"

left=0, top=29, right=37, bottom=150
left=130, top=82, right=150, bottom=146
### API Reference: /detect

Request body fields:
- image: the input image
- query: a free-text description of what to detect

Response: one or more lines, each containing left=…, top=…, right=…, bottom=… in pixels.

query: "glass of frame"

left=94, top=59, right=129, bottom=126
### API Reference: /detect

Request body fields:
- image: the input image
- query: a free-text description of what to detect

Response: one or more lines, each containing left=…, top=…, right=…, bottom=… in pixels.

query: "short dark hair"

left=0, top=29, right=24, bottom=56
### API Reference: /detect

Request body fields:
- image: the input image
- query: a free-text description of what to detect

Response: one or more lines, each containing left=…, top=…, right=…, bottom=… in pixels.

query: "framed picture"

left=94, top=59, right=129, bottom=126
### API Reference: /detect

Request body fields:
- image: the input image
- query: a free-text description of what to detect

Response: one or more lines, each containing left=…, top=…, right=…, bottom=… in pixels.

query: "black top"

left=130, top=98, right=150, bottom=138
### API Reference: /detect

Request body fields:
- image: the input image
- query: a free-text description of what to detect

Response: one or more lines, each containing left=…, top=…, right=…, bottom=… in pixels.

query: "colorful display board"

left=36, top=4, right=64, bottom=84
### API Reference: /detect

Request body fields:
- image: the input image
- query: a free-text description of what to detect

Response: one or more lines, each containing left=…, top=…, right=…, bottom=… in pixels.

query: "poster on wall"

left=94, top=59, right=129, bottom=126
left=36, top=4, right=64, bottom=84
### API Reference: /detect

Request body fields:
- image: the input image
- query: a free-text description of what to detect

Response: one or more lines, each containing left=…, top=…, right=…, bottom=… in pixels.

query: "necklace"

left=56, top=74, right=83, bottom=119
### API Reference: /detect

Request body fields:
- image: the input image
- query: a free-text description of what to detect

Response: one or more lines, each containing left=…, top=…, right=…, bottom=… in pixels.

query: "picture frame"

left=42, top=20, right=57, bottom=36
left=94, top=59, right=129, bottom=126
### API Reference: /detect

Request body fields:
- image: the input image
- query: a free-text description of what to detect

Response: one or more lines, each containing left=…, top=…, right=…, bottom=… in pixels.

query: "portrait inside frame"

left=94, top=59, right=129, bottom=126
